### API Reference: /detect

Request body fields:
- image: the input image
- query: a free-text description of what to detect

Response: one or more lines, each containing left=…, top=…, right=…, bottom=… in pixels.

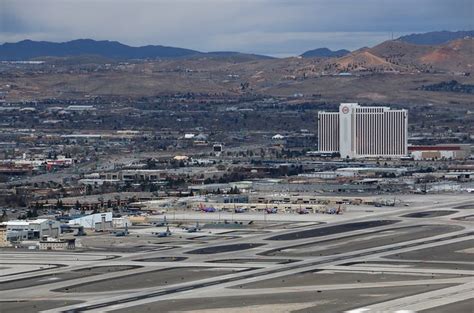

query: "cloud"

left=1, top=0, right=472, bottom=56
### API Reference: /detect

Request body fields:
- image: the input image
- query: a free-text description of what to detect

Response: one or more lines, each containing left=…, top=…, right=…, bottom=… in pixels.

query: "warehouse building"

left=1, top=219, right=61, bottom=241
left=408, top=144, right=471, bottom=160
left=68, top=212, right=112, bottom=231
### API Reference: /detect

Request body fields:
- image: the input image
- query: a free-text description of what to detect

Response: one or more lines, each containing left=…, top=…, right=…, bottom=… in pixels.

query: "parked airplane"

left=265, top=208, right=277, bottom=214
left=198, top=203, right=216, bottom=213
left=113, top=225, right=129, bottom=237
left=152, top=226, right=172, bottom=237
left=297, top=208, right=309, bottom=214
left=154, top=216, right=168, bottom=227
left=327, top=205, right=343, bottom=215
left=186, top=222, right=201, bottom=233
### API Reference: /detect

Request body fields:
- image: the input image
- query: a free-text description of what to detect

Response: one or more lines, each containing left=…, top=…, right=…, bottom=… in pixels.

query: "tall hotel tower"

left=318, top=103, right=408, bottom=158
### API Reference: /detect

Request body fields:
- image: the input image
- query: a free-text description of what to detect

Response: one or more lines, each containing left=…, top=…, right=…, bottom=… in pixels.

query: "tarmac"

left=0, top=194, right=473, bottom=313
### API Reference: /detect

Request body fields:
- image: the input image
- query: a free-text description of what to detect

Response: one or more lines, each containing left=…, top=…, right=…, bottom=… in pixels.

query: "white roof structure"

left=2, top=219, right=50, bottom=226
left=68, top=212, right=112, bottom=229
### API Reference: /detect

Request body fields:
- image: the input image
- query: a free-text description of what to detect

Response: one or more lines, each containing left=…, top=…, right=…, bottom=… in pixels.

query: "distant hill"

left=356, top=38, right=472, bottom=72
left=301, top=47, right=350, bottom=58
left=418, top=38, right=474, bottom=71
left=294, top=37, right=474, bottom=75
left=398, top=30, right=474, bottom=45
left=368, top=38, right=474, bottom=72
left=0, top=39, right=271, bottom=61
left=327, top=50, right=403, bottom=73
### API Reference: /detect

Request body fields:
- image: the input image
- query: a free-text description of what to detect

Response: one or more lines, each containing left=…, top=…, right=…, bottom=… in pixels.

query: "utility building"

left=318, top=103, right=408, bottom=159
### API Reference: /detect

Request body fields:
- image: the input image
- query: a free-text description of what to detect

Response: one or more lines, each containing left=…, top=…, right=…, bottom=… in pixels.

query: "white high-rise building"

left=318, top=103, right=408, bottom=158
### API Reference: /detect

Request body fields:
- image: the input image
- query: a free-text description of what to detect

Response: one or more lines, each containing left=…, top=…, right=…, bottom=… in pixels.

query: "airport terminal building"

left=318, top=103, right=408, bottom=159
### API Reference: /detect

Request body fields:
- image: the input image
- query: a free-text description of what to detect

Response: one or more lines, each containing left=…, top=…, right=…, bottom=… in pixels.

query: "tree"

left=56, top=199, right=64, bottom=210
left=86, top=184, right=93, bottom=195
left=0, top=210, right=8, bottom=223
left=229, top=186, right=240, bottom=194
left=35, top=201, right=43, bottom=211
left=26, top=209, right=38, bottom=219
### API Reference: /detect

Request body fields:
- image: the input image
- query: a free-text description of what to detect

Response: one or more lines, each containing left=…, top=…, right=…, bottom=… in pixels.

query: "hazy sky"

left=1, top=0, right=473, bottom=56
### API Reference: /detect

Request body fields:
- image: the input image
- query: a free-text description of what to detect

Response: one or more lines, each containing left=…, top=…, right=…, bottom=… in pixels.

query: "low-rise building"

left=335, top=167, right=407, bottom=177
left=443, top=171, right=473, bottom=181
left=0, top=225, right=9, bottom=247
left=112, top=217, right=131, bottom=228
left=39, top=237, right=75, bottom=250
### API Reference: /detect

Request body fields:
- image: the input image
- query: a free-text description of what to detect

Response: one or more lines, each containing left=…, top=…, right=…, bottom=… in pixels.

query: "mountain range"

left=1, top=30, right=472, bottom=61
left=300, top=48, right=351, bottom=58
left=0, top=39, right=272, bottom=61
left=299, top=30, right=473, bottom=58
left=1, top=36, right=473, bottom=104
left=397, top=30, right=474, bottom=45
